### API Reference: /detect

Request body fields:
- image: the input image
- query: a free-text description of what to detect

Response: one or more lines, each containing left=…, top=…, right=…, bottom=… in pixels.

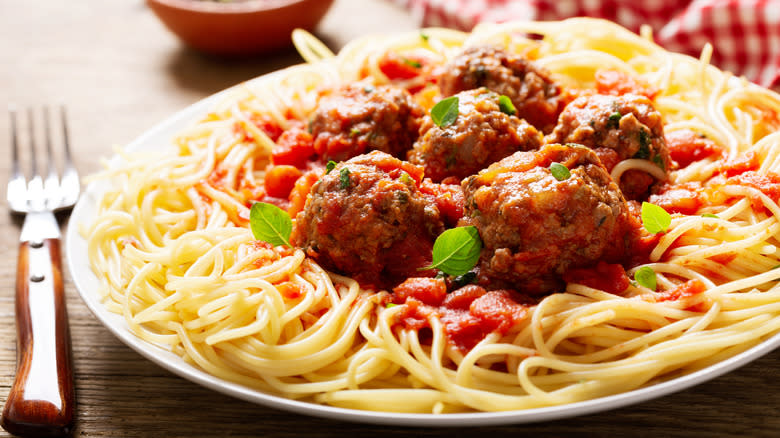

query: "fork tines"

left=7, top=105, right=79, bottom=214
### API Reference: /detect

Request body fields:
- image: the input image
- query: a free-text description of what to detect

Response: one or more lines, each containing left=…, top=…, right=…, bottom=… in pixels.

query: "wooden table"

left=1, top=1, right=778, bottom=436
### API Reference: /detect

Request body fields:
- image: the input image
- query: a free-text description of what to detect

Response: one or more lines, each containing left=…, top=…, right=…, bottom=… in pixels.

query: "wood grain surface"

left=1, top=1, right=779, bottom=437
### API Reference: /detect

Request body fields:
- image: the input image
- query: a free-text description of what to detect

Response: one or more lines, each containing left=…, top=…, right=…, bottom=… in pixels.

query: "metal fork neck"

left=19, top=211, right=61, bottom=242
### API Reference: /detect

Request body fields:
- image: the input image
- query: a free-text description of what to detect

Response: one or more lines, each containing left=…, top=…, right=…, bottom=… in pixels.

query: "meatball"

left=408, top=88, right=543, bottom=182
left=292, top=151, right=444, bottom=288
left=310, top=84, right=423, bottom=162
left=437, top=46, right=563, bottom=133
left=547, top=93, right=670, bottom=200
left=460, top=143, right=630, bottom=295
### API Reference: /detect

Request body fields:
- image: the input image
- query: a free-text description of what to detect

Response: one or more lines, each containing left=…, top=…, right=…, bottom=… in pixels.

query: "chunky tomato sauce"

left=391, top=278, right=529, bottom=352
left=666, top=130, right=724, bottom=168
left=562, top=261, right=631, bottom=295
left=654, top=279, right=708, bottom=312
left=594, top=69, right=659, bottom=99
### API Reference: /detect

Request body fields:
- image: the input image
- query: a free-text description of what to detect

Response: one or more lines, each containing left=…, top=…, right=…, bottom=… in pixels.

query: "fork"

left=2, top=106, right=77, bottom=437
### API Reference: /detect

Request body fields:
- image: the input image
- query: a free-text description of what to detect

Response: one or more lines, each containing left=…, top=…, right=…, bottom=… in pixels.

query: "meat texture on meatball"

left=408, top=88, right=543, bottom=183
left=460, top=143, right=630, bottom=295
left=546, top=93, right=670, bottom=200
left=292, top=151, right=444, bottom=289
left=437, top=46, right=564, bottom=133
left=310, top=84, right=423, bottom=162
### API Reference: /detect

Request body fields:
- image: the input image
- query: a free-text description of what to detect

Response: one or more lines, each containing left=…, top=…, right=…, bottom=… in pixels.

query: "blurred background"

left=0, top=0, right=416, bottom=174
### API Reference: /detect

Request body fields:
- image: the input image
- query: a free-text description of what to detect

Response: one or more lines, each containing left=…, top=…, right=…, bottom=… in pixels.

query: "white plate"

left=66, top=73, right=780, bottom=427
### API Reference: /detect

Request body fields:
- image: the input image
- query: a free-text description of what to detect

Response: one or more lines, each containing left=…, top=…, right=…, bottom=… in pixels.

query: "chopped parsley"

left=339, top=167, right=351, bottom=189
left=608, top=111, right=622, bottom=129
left=402, top=57, right=422, bottom=69
left=652, top=154, right=665, bottom=170
left=635, top=129, right=651, bottom=159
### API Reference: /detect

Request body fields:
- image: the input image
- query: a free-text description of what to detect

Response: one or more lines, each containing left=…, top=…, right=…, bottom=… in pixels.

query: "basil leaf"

left=431, top=96, right=459, bottom=127
left=326, top=160, right=336, bottom=174
left=550, top=162, right=571, bottom=181
left=498, top=95, right=516, bottom=116
left=250, top=202, right=292, bottom=247
left=339, top=167, right=351, bottom=189
left=423, top=226, right=482, bottom=276
left=641, top=202, right=671, bottom=234
left=634, top=266, right=657, bottom=291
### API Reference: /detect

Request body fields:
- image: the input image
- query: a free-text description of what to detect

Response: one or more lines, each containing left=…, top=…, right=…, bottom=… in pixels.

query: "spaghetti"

left=83, top=18, right=780, bottom=413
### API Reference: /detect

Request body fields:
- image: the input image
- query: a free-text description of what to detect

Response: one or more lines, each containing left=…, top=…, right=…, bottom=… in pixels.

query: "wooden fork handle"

left=2, top=239, right=75, bottom=437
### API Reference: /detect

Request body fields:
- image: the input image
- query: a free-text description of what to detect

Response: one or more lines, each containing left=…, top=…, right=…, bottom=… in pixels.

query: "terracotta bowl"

left=146, top=0, right=335, bottom=56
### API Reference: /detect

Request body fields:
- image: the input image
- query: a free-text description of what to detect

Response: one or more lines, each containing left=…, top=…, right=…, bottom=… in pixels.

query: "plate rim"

left=65, top=69, right=780, bottom=427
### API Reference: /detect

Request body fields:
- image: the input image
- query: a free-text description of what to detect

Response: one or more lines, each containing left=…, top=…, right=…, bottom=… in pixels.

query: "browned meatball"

left=292, top=151, right=443, bottom=289
left=408, top=88, right=543, bottom=183
left=547, top=93, right=670, bottom=200
left=460, top=144, right=630, bottom=295
left=310, top=84, right=423, bottom=162
left=438, top=46, right=563, bottom=133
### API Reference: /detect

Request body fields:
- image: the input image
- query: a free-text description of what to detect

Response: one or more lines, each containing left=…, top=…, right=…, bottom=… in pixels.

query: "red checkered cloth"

left=390, top=0, right=780, bottom=90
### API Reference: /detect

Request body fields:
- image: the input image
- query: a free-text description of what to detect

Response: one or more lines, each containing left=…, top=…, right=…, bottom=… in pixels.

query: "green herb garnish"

left=249, top=202, right=292, bottom=248
left=422, top=226, right=482, bottom=276
left=498, top=95, right=516, bottom=116
left=635, top=129, right=651, bottom=159
left=608, top=111, right=622, bottom=128
left=652, top=154, right=665, bottom=170
left=399, top=171, right=413, bottom=185
left=402, top=57, right=422, bottom=69
left=701, top=213, right=719, bottom=219
left=634, top=266, right=657, bottom=291
left=641, top=202, right=671, bottom=234
left=420, top=32, right=429, bottom=42
left=431, top=96, right=459, bottom=128
left=451, top=271, right=478, bottom=289
left=339, top=167, right=351, bottom=189
left=550, top=162, right=571, bottom=181
left=326, top=160, right=336, bottom=174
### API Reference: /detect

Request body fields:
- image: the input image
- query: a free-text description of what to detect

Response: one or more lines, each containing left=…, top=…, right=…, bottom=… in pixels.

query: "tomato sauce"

left=392, top=280, right=530, bottom=351
left=719, top=151, right=760, bottom=177
left=562, top=261, right=630, bottom=295
left=594, top=69, right=659, bottom=99
left=378, top=51, right=427, bottom=81
left=666, top=130, right=724, bottom=168
left=654, top=279, right=708, bottom=312
left=649, top=182, right=704, bottom=215
left=727, top=171, right=780, bottom=203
